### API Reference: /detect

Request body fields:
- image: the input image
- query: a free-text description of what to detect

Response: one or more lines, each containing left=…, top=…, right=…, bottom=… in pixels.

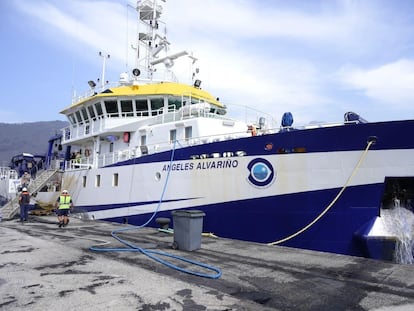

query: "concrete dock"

left=1, top=215, right=414, bottom=311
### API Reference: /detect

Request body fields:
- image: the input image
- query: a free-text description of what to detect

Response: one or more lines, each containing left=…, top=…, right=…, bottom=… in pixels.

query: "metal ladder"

left=0, top=169, right=60, bottom=220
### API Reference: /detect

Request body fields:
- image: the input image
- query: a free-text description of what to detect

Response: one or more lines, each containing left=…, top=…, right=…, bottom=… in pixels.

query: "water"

left=391, top=206, right=414, bottom=264
left=372, top=206, right=414, bottom=264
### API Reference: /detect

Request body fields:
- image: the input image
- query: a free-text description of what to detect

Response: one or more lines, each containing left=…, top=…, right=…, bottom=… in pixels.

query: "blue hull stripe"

left=79, top=183, right=383, bottom=257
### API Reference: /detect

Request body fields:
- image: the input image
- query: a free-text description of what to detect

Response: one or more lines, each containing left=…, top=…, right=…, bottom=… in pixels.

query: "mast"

left=98, top=51, right=110, bottom=90
left=134, top=0, right=192, bottom=82
left=135, top=0, right=165, bottom=80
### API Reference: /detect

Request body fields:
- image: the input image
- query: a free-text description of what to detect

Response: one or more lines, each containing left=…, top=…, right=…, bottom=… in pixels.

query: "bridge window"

left=168, top=96, right=183, bottom=111
left=121, top=100, right=133, bottom=117
left=75, top=111, right=83, bottom=124
left=95, top=102, right=103, bottom=117
left=68, top=113, right=76, bottom=125
left=81, top=108, right=89, bottom=121
left=105, top=100, right=119, bottom=117
left=87, top=105, right=96, bottom=120
left=150, top=98, right=164, bottom=116
left=190, top=97, right=202, bottom=105
left=135, top=99, right=149, bottom=116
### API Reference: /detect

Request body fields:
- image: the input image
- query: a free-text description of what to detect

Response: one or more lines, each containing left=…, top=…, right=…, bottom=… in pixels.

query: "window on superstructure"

left=170, top=129, right=177, bottom=143
left=68, top=114, right=76, bottom=125
left=75, top=111, right=83, bottom=124
left=95, top=102, right=103, bottom=117
left=109, top=142, right=114, bottom=153
left=191, top=97, right=201, bottom=105
left=141, top=135, right=146, bottom=146
left=135, top=99, right=149, bottom=116
left=87, top=106, right=96, bottom=120
left=95, top=174, right=101, bottom=187
left=168, top=96, right=183, bottom=111
left=81, top=108, right=89, bottom=121
left=104, top=100, right=119, bottom=117
left=150, top=98, right=164, bottom=116
left=113, top=173, right=119, bottom=187
left=82, top=176, right=87, bottom=188
left=185, top=126, right=192, bottom=141
left=121, top=100, right=133, bottom=117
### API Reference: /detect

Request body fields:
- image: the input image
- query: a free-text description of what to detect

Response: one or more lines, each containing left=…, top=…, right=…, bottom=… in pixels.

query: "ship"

left=3, top=0, right=414, bottom=261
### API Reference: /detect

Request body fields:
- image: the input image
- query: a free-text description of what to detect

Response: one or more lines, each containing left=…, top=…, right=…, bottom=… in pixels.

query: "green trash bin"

left=171, top=210, right=206, bottom=251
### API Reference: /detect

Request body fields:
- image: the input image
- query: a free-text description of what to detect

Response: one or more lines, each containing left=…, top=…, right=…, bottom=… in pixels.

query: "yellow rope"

left=267, top=140, right=374, bottom=246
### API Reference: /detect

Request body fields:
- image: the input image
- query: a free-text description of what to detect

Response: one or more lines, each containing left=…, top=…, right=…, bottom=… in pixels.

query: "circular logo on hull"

left=247, top=158, right=275, bottom=187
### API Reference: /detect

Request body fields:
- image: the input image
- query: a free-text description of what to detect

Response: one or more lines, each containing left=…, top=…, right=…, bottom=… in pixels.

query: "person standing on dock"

left=18, top=187, right=30, bottom=223
left=55, top=190, right=73, bottom=228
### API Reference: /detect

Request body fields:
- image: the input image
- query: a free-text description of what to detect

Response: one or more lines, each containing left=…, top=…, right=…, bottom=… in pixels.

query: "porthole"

left=155, top=172, right=161, bottom=181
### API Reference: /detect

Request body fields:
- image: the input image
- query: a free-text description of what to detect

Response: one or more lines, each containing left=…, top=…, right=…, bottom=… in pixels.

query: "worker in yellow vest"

left=55, top=190, right=73, bottom=228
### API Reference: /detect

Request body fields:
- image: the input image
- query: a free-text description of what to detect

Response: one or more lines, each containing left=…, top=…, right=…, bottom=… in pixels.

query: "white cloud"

left=164, top=0, right=360, bottom=42
left=10, top=0, right=414, bottom=123
left=338, top=59, right=414, bottom=105
left=14, top=0, right=128, bottom=66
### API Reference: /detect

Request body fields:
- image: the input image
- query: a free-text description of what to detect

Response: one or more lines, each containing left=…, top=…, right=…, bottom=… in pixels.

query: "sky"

left=1, top=0, right=414, bottom=126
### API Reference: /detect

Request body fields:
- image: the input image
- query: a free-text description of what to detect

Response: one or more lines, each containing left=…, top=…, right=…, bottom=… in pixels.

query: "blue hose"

left=90, top=141, right=222, bottom=279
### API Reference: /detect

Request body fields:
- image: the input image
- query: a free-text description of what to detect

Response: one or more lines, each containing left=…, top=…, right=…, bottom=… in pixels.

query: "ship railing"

left=65, top=158, right=94, bottom=170
left=61, top=109, right=228, bottom=145
left=1, top=167, right=19, bottom=180
left=61, top=117, right=106, bottom=143
left=222, top=102, right=278, bottom=129
left=64, top=148, right=138, bottom=170
left=287, top=121, right=350, bottom=131
left=71, top=81, right=124, bottom=105
left=62, top=127, right=254, bottom=170
left=70, top=73, right=180, bottom=105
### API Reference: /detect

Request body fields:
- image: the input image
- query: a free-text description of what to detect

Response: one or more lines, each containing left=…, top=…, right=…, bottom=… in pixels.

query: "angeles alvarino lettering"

left=162, top=159, right=238, bottom=172
left=162, top=162, right=194, bottom=171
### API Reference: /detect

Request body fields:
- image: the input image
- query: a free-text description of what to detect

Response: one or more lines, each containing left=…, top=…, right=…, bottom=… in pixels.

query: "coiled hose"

left=90, top=141, right=222, bottom=279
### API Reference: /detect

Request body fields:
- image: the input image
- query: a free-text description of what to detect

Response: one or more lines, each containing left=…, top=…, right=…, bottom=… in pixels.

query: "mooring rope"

left=268, top=138, right=376, bottom=246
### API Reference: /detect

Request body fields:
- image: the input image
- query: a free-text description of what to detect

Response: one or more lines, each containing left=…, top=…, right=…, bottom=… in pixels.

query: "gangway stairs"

left=0, top=169, right=60, bottom=220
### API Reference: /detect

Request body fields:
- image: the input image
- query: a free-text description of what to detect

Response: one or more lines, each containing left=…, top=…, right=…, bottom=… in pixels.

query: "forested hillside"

left=0, top=121, right=68, bottom=166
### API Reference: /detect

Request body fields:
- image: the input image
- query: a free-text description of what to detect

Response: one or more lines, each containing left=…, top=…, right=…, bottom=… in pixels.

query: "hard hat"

left=22, top=187, right=27, bottom=191
left=62, top=190, right=68, bottom=194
